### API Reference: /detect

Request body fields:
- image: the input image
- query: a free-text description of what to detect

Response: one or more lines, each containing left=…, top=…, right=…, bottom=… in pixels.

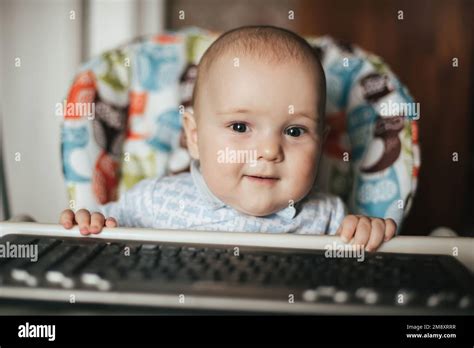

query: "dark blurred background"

left=167, top=0, right=474, bottom=236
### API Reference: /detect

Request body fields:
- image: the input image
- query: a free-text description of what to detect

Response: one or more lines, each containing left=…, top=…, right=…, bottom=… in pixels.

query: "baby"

left=60, top=26, right=396, bottom=251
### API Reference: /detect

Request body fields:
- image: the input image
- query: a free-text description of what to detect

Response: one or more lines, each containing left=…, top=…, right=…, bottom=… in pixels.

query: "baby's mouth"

left=243, top=174, right=280, bottom=185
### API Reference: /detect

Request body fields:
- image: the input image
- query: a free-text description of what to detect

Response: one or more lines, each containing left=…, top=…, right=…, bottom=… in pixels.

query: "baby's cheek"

left=285, top=146, right=319, bottom=195
left=200, top=149, right=242, bottom=197
left=291, top=143, right=318, bottom=171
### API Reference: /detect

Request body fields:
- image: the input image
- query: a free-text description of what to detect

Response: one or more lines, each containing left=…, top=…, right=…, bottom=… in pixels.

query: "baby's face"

left=185, top=53, right=324, bottom=216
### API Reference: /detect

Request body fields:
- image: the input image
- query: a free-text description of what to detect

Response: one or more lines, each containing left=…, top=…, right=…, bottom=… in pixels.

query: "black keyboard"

left=0, top=234, right=472, bottom=314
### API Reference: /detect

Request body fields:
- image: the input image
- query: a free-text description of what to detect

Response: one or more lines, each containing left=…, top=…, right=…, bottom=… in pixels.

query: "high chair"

left=60, top=27, right=421, bottom=229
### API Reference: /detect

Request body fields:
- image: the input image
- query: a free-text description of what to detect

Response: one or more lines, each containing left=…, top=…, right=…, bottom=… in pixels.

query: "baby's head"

left=183, top=26, right=326, bottom=216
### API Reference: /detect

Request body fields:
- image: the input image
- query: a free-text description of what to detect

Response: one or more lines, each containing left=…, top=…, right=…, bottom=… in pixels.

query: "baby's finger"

left=352, top=216, right=371, bottom=248
left=384, top=218, right=397, bottom=241
left=75, top=209, right=91, bottom=235
left=366, top=218, right=385, bottom=251
left=89, top=213, right=105, bottom=234
left=339, top=215, right=359, bottom=243
left=59, top=209, right=75, bottom=229
left=105, top=217, right=118, bottom=228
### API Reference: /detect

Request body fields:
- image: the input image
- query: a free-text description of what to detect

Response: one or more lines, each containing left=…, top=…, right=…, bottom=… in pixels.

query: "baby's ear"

left=182, top=110, right=200, bottom=160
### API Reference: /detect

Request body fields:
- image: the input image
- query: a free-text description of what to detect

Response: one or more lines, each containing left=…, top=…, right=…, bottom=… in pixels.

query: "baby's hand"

left=336, top=215, right=396, bottom=252
left=59, top=209, right=118, bottom=235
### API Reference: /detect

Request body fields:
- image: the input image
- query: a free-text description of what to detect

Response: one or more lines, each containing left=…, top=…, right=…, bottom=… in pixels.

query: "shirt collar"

left=190, top=160, right=298, bottom=220
left=190, top=160, right=226, bottom=210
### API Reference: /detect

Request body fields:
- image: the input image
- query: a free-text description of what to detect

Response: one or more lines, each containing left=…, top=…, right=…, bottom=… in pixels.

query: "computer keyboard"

left=0, top=234, right=472, bottom=314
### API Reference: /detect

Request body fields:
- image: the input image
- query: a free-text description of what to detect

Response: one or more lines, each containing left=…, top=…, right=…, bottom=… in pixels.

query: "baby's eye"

left=285, top=126, right=306, bottom=137
left=230, top=123, right=248, bottom=133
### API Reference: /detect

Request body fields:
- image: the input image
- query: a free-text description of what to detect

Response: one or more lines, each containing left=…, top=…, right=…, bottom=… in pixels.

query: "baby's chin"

left=231, top=201, right=288, bottom=217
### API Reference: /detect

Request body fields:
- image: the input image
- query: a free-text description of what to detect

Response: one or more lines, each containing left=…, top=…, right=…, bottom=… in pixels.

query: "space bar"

left=113, top=279, right=292, bottom=299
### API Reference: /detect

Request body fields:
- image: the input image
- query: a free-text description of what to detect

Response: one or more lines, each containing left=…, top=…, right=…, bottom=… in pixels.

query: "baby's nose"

left=258, top=138, right=283, bottom=162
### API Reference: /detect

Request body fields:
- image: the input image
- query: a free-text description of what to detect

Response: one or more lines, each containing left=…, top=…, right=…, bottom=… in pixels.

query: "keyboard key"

left=458, top=295, right=472, bottom=309
left=81, top=273, right=111, bottom=291
left=334, top=290, right=350, bottom=303
left=141, top=244, right=159, bottom=252
left=160, top=245, right=180, bottom=258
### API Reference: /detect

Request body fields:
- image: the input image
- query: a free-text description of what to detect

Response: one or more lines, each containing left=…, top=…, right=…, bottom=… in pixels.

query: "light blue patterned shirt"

left=98, top=160, right=346, bottom=234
